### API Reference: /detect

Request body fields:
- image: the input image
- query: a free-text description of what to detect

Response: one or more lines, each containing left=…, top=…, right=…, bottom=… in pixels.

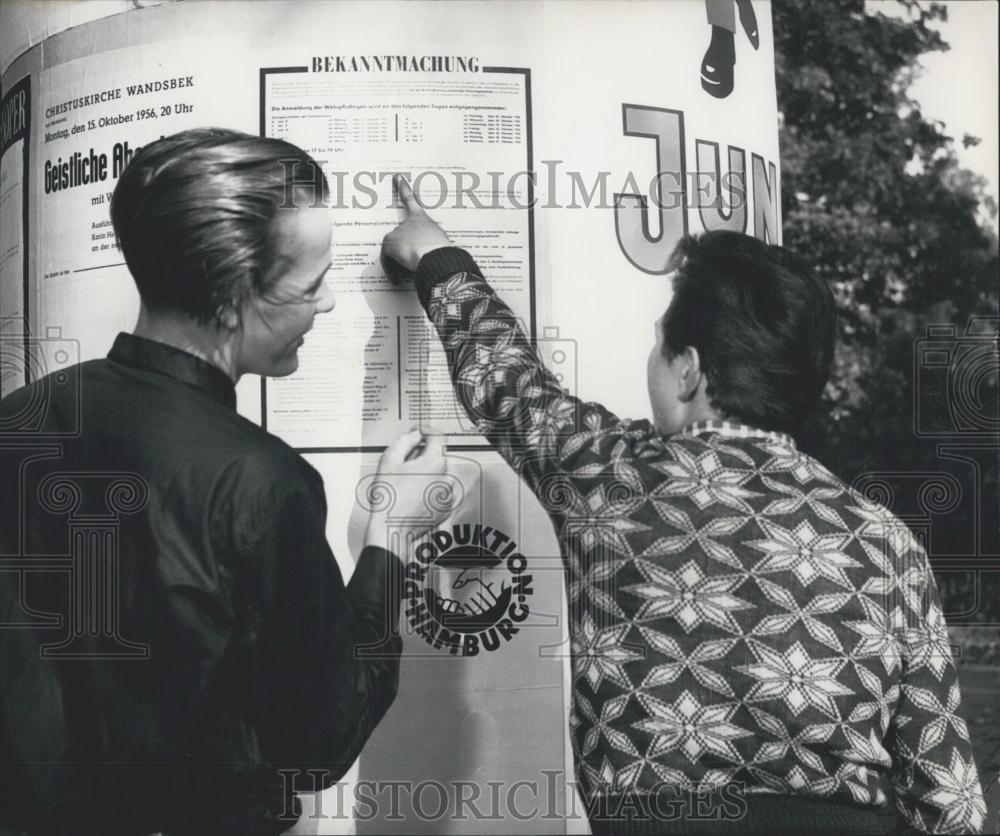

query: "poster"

left=534, top=0, right=782, bottom=423
left=33, top=38, right=245, bottom=364
left=1, top=2, right=782, bottom=833
left=0, top=75, right=30, bottom=396
left=260, top=58, right=535, bottom=451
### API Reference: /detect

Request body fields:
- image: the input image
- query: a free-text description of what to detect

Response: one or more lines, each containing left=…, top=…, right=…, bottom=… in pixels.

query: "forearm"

left=345, top=542, right=405, bottom=656
left=413, top=247, right=576, bottom=468
left=259, top=567, right=403, bottom=778
left=311, top=545, right=404, bottom=771
left=328, top=553, right=404, bottom=772
left=248, top=487, right=404, bottom=777
left=888, top=574, right=986, bottom=833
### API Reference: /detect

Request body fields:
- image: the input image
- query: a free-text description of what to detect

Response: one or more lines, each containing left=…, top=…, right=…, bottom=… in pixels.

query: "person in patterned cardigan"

left=382, top=176, right=986, bottom=835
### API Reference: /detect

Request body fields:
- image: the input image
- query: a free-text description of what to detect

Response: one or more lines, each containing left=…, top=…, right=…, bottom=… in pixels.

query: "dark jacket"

left=0, top=333, right=403, bottom=835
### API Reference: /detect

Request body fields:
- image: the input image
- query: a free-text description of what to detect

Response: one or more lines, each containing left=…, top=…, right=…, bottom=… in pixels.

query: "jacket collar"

left=108, top=332, right=237, bottom=410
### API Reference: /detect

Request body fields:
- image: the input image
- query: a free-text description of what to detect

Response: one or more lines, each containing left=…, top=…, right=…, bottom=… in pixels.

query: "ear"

left=218, top=305, right=240, bottom=332
left=676, top=346, right=704, bottom=402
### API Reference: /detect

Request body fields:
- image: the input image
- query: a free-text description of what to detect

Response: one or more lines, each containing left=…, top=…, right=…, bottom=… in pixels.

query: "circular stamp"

left=402, top=523, right=532, bottom=656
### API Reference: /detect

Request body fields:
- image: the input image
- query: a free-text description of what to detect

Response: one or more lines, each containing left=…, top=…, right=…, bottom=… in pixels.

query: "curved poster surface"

left=1, top=3, right=779, bottom=833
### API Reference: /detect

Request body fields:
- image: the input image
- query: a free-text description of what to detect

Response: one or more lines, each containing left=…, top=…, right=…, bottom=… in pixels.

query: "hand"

left=436, top=596, right=466, bottom=615
left=435, top=578, right=502, bottom=619
left=453, top=577, right=503, bottom=616
left=364, top=427, right=453, bottom=549
left=381, top=175, right=452, bottom=275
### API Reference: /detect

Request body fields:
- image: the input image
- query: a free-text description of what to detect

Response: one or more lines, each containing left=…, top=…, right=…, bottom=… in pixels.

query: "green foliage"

left=774, top=0, right=998, bottom=571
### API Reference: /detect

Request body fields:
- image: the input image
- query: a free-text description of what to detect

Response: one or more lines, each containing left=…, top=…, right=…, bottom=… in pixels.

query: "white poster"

left=260, top=56, right=535, bottom=450
left=3, top=3, right=781, bottom=833
left=1, top=75, right=30, bottom=396
left=33, top=37, right=247, bottom=363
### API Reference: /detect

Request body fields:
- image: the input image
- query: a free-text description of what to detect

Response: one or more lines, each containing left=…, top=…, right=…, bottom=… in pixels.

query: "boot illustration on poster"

left=702, top=0, right=759, bottom=98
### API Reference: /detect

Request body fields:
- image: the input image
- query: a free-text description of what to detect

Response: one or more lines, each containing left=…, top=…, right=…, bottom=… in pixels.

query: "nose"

left=315, top=279, right=336, bottom=314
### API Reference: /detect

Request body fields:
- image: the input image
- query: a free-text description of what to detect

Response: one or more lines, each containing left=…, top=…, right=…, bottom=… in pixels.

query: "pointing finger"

left=395, top=174, right=423, bottom=214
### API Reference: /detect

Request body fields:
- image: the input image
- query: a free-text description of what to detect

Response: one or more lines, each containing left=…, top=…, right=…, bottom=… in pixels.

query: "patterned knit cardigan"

left=414, top=247, right=986, bottom=834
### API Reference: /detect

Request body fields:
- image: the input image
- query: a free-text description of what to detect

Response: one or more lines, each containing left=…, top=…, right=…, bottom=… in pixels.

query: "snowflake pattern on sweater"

left=414, top=248, right=986, bottom=834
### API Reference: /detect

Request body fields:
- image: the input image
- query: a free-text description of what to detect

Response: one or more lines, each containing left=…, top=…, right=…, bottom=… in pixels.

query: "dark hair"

left=661, top=230, right=836, bottom=434
left=111, top=127, right=329, bottom=325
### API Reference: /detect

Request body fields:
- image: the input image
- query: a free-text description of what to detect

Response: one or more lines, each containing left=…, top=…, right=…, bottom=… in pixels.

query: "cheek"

left=647, top=351, right=676, bottom=416
left=647, top=347, right=660, bottom=397
left=261, top=307, right=307, bottom=344
left=239, top=311, right=265, bottom=351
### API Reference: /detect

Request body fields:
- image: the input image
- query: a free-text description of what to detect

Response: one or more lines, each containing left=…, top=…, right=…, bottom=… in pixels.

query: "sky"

left=868, top=0, right=999, bottom=224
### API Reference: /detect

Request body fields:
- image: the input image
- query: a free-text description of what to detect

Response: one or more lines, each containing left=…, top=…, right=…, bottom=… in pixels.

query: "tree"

left=774, top=0, right=999, bottom=618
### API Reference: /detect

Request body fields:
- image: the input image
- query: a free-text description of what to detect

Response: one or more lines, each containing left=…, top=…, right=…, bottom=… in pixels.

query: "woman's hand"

left=363, top=427, right=453, bottom=551
left=381, top=175, right=452, bottom=275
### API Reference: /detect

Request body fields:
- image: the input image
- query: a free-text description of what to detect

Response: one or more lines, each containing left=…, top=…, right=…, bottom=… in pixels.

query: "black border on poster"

left=0, top=74, right=32, bottom=387
left=257, top=64, right=536, bottom=453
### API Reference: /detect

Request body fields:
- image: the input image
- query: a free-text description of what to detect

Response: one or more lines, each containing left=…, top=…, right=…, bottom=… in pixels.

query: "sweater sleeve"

left=414, top=247, right=651, bottom=488
left=886, top=550, right=986, bottom=834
